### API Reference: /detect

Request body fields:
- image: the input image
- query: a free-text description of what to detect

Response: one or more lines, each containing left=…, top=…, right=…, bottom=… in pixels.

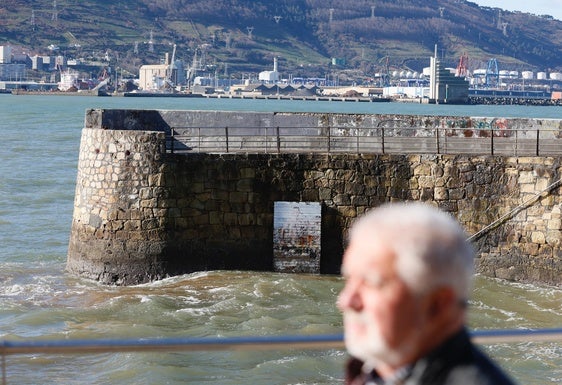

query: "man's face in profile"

left=338, top=228, right=427, bottom=369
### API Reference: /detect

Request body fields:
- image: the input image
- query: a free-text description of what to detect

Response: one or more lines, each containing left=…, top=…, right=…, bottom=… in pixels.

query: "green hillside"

left=1, top=0, right=561, bottom=78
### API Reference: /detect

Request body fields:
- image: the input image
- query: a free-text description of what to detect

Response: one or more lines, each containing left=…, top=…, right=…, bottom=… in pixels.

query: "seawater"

left=0, top=94, right=561, bottom=385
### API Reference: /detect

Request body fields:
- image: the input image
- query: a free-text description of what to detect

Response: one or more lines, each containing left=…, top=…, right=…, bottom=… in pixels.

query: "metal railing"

left=3, top=329, right=562, bottom=384
left=468, top=177, right=562, bottom=242
left=167, top=124, right=562, bottom=156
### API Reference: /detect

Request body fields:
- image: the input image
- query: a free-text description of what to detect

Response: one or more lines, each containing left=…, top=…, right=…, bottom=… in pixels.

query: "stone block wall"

left=67, top=110, right=562, bottom=285
left=67, top=127, right=170, bottom=284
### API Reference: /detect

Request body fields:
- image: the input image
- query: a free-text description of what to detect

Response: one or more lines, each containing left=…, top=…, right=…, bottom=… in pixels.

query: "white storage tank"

left=537, top=72, right=547, bottom=80
left=392, top=70, right=399, bottom=78
left=473, top=69, right=487, bottom=76
left=422, top=67, right=431, bottom=77
left=521, top=71, right=534, bottom=80
left=550, top=73, right=562, bottom=81
left=470, top=77, right=481, bottom=86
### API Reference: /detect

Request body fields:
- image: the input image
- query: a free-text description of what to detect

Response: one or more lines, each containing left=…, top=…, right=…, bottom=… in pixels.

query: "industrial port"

left=1, top=43, right=561, bottom=105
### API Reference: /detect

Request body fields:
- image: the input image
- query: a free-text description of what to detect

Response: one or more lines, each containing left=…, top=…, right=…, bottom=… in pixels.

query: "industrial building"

left=258, top=57, right=280, bottom=84
left=381, top=50, right=469, bottom=103
left=138, top=50, right=185, bottom=91
left=429, top=53, right=469, bottom=104
left=0, top=46, right=27, bottom=82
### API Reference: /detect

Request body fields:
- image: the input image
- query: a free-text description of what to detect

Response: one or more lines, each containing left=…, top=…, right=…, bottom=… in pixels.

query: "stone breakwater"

left=67, top=127, right=169, bottom=284
left=67, top=109, right=562, bottom=285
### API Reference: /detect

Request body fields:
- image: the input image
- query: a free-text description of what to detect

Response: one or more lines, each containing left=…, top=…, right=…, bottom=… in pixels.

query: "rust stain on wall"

left=273, top=202, right=321, bottom=273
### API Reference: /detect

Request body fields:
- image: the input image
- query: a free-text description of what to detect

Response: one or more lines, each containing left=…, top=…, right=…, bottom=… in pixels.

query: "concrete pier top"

left=85, top=108, right=562, bottom=133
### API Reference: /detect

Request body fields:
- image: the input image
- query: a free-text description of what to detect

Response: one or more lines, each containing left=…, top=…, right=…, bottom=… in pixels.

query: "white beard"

left=343, top=310, right=418, bottom=370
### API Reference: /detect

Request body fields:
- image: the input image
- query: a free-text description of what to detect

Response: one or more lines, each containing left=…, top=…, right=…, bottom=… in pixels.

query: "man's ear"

left=426, top=286, right=457, bottom=318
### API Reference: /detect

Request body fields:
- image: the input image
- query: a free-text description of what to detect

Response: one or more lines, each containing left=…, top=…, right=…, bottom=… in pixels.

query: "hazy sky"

left=471, top=0, right=562, bottom=20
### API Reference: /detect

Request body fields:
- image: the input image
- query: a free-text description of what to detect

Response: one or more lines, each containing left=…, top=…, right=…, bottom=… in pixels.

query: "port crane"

left=456, top=52, right=468, bottom=77
left=378, top=56, right=391, bottom=87
left=485, top=58, right=499, bottom=87
left=165, top=43, right=177, bottom=89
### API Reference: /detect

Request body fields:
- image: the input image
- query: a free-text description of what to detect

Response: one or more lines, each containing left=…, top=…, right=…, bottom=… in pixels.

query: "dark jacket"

left=345, top=328, right=517, bottom=385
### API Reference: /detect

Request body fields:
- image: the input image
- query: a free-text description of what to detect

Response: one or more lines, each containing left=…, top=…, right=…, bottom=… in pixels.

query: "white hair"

left=349, top=202, right=474, bottom=300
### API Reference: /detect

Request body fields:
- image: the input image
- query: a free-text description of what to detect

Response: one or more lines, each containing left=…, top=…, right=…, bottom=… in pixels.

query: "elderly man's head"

left=338, top=202, right=474, bottom=376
